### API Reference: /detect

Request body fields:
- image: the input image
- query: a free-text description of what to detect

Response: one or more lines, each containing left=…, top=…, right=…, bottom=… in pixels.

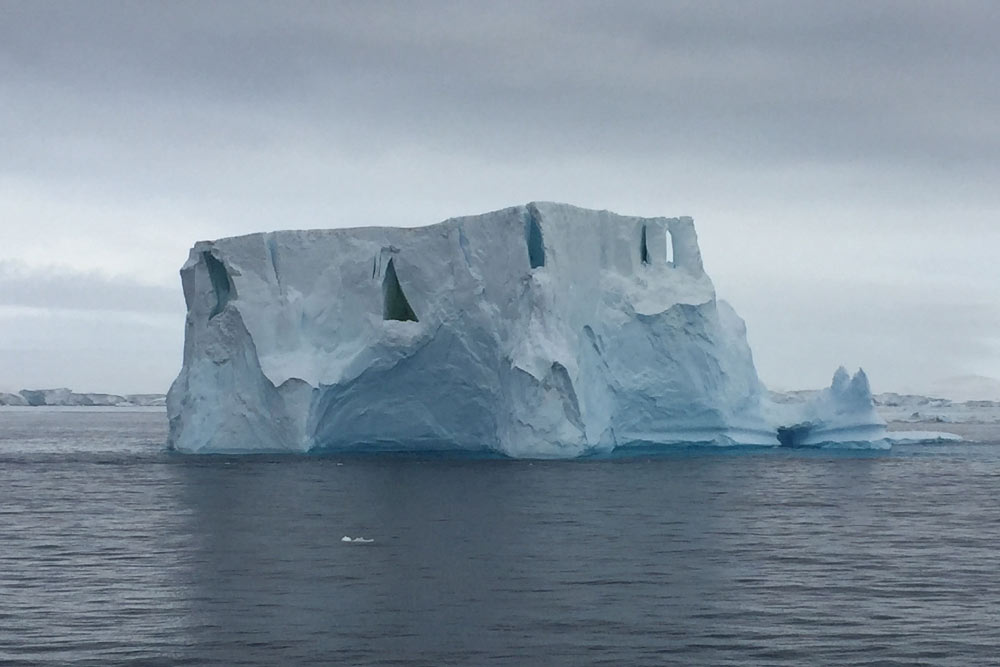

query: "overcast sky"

left=2, top=1, right=998, bottom=397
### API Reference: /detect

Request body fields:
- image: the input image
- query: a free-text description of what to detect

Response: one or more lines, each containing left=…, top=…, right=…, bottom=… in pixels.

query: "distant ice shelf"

left=0, top=389, right=166, bottom=407
left=167, top=202, right=885, bottom=456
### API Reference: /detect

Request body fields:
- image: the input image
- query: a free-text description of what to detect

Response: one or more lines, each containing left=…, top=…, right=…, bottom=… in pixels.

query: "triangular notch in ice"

left=382, top=258, right=418, bottom=322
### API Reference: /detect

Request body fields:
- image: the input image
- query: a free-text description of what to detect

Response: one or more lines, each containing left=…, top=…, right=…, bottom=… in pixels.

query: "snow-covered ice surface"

left=875, top=393, right=1000, bottom=445
left=874, top=393, right=1000, bottom=425
left=167, top=202, right=888, bottom=456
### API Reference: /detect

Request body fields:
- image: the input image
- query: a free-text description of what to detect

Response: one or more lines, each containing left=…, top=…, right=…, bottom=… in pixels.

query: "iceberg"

left=770, top=367, right=887, bottom=447
left=0, top=392, right=29, bottom=406
left=18, top=388, right=128, bottom=407
left=4, top=389, right=163, bottom=407
left=166, top=202, right=885, bottom=456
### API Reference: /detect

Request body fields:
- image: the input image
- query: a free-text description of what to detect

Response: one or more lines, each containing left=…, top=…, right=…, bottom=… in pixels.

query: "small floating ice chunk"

left=884, top=430, right=962, bottom=444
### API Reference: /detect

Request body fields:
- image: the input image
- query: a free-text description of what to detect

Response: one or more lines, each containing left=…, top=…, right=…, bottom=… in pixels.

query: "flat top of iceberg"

left=208, top=201, right=693, bottom=242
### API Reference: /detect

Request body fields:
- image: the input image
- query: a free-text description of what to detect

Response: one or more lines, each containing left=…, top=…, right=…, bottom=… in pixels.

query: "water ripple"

left=1, top=411, right=999, bottom=665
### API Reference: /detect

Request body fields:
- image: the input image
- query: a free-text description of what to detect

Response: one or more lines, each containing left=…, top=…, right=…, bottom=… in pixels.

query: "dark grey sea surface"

left=1, top=408, right=999, bottom=666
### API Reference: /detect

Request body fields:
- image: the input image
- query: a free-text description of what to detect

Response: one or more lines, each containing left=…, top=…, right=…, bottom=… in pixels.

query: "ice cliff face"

left=166, top=202, right=882, bottom=456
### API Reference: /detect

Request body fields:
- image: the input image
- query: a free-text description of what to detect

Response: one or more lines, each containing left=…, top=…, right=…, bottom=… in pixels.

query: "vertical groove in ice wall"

left=525, top=206, right=545, bottom=269
left=203, top=252, right=232, bottom=319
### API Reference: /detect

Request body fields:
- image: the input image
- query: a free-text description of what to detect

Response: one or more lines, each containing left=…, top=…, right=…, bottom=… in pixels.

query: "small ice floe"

left=883, top=430, right=963, bottom=445
left=341, top=536, right=374, bottom=544
left=817, top=439, right=892, bottom=451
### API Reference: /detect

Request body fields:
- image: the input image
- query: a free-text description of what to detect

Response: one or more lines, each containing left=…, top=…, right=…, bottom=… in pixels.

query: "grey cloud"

left=0, top=261, right=184, bottom=314
left=731, top=275, right=1000, bottom=393
left=3, top=1, right=998, bottom=170
left=0, top=309, right=181, bottom=393
left=1, top=1, right=998, bottom=394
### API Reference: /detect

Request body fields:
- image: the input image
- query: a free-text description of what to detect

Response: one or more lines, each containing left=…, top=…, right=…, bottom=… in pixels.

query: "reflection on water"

left=1, top=410, right=999, bottom=665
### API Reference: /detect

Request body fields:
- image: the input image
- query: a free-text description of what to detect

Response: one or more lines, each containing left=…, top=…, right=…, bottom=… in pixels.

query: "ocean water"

left=2, top=409, right=999, bottom=666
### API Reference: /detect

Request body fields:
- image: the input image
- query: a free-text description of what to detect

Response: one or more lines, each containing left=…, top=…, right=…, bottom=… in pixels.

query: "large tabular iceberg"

left=167, top=202, right=884, bottom=455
